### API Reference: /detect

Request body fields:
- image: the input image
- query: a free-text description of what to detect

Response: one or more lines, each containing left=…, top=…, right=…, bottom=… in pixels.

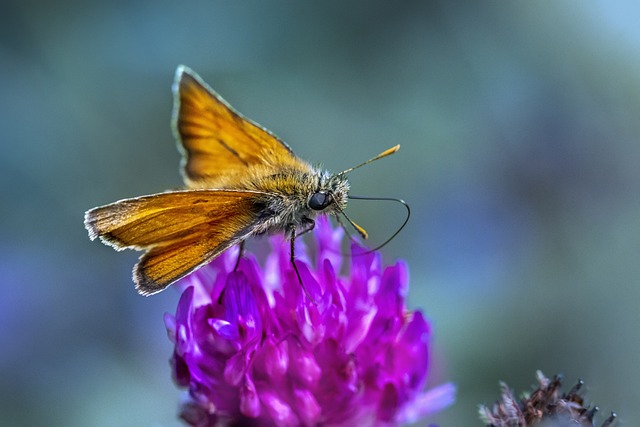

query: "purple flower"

left=164, top=217, right=454, bottom=426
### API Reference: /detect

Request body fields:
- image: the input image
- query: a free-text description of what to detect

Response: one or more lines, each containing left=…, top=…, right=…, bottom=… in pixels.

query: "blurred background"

left=2, top=1, right=640, bottom=425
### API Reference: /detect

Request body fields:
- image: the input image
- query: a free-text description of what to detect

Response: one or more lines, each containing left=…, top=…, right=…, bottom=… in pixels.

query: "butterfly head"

left=307, top=171, right=349, bottom=214
left=306, top=144, right=399, bottom=216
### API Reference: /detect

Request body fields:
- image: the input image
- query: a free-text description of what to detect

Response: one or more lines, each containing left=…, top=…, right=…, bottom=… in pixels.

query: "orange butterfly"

left=85, top=66, right=400, bottom=296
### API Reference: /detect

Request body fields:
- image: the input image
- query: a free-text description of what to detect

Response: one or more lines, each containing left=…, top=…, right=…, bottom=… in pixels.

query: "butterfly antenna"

left=333, top=203, right=368, bottom=240
left=336, top=145, right=400, bottom=177
left=334, top=214, right=356, bottom=243
left=346, top=195, right=411, bottom=255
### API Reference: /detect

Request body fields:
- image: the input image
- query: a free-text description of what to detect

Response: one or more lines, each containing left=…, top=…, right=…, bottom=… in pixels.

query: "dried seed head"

left=479, top=371, right=617, bottom=427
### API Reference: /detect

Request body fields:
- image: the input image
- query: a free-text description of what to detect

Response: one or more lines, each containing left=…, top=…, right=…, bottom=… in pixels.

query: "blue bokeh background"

left=2, top=1, right=640, bottom=425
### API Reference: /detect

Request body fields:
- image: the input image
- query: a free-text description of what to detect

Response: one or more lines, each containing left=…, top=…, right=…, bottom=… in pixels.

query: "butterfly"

left=84, top=65, right=401, bottom=296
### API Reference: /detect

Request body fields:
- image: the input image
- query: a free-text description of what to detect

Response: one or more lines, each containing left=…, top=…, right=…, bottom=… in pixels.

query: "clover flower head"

left=164, top=216, right=454, bottom=426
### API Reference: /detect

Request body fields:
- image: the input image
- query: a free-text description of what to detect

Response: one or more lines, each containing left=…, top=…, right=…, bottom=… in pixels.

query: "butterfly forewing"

left=173, top=66, right=298, bottom=186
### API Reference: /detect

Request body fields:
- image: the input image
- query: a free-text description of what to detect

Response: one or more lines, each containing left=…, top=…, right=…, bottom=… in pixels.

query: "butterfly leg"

left=288, top=223, right=315, bottom=302
left=234, top=240, right=245, bottom=270
left=219, top=240, right=244, bottom=304
left=296, top=217, right=315, bottom=238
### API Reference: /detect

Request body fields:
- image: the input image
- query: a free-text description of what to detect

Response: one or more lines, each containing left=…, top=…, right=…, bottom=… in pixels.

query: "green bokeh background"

left=2, top=1, right=639, bottom=426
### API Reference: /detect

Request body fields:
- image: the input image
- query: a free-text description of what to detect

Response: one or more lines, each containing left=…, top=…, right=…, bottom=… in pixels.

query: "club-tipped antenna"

left=336, top=145, right=400, bottom=177
left=333, top=203, right=368, bottom=240
left=346, top=195, right=411, bottom=254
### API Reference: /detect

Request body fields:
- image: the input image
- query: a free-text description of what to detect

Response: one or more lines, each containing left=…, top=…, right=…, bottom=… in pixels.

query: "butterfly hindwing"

left=84, top=189, right=265, bottom=295
left=133, top=233, right=236, bottom=296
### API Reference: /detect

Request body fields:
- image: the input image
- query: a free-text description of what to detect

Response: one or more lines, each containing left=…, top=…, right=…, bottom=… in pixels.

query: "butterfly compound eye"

left=308, top=192, right=331, bottom=211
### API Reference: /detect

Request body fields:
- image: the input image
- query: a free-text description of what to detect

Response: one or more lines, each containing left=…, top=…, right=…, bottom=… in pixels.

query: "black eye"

left=308, top=192, right=331, bottom=210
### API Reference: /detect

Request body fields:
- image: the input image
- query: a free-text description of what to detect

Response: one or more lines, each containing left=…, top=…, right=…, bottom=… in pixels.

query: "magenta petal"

left=391, top=311, right=430, bottom=390
left=398, top=382, right=457, bottom=422
left=376, top=262, right=408, bottom=316
left=314, top=216, right=344, bottom=272
left=378, top=383, right=400, bottom=422
left=351, top=242, right=381, bottom=286
left=223, top=272, right=262, bottom=342
left=170, top=352, right=190, bottom=387
left=260, top=338, right=289, bottom=378
left=208, top=318, right=237, bottom=340
left=164, top=312, right=177, bottom=343
left=260, top=391, right=299, bottom=427
left=344, top=305, right=377, bottom=354
left=290, top=344, right=321, bottom=388
left=297, top=304, right=326, bottom=346
left=224, top=351, right=247, bottom=386
left=175, top=323, right=190, bottom=356
left=175, top=286, right=194, bottom=330
left=294, top=260, right=322, bottom=301
left=240, top=375, right=261, bottom=418
left=402, top=310, right=431, bottom=343
left=293, top=388, right=321, bottom=425
left=321, top=259, right=341, bottom=306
